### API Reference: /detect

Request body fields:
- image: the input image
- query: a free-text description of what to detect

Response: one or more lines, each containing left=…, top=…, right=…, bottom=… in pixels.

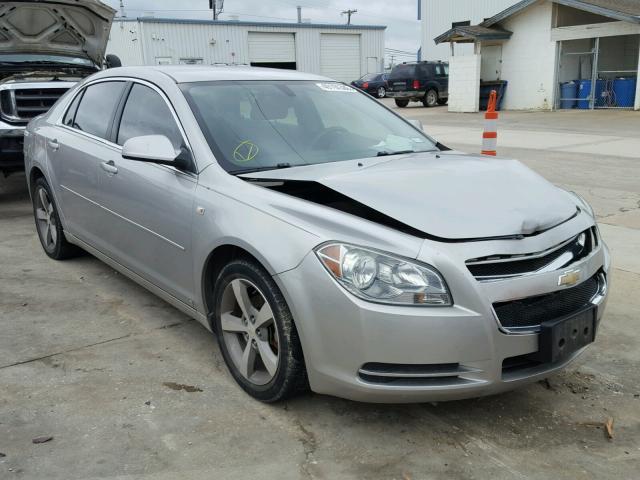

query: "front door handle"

left=100, top=160, right=118, bottom=175
left=47, top=139, right=59, bottom=151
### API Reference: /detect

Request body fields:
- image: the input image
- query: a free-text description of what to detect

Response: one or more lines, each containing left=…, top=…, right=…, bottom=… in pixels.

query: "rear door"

left=98, top=82, right=197, bottom=304
left=47, top=80, right=127, bottom=251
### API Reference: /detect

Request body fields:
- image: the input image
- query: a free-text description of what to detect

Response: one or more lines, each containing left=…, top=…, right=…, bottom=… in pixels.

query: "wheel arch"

left=28, top=166, right=46, bottom=197
left=425, top=82, right=440, bottom=95
left=201, top=241, right=280, bottom=331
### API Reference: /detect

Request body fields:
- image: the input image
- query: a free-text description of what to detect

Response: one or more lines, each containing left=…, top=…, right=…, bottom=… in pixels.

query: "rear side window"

left=435, top=64, right=447, bottom=76
left=117, top=84, right=183, bottom=150
left=73, top=81, right=126, bottom=139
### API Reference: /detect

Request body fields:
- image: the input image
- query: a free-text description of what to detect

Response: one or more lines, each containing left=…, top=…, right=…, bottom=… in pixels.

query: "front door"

left=98, top=82, right=197, bottom=305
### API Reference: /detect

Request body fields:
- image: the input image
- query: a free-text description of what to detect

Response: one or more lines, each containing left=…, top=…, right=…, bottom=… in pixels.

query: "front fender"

left=191, top=185, right=320, bottom=312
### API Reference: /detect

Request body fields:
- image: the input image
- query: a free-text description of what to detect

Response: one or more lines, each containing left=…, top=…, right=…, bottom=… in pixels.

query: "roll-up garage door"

left=248, top=32, right=296, bottom=69
left=320, top=34, right=361, bottom=83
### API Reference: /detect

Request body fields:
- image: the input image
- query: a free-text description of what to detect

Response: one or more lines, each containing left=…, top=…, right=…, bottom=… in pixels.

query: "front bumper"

left=0, top=121, right=26, bottom=171
left=275, top=225, right=610, bottom=403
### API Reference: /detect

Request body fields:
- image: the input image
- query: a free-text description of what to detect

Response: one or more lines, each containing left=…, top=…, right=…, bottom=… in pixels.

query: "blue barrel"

left=560, top=81, right=577, bottom=109
left=577, top=79, right=605, bottom=109
left=613, top=77, right=637, bottom=107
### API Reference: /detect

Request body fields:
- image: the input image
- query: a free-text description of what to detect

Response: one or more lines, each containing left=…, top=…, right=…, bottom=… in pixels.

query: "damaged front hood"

left=0, top=0, right=116, bottom=65
left=243, top=153, right=578, bottom=240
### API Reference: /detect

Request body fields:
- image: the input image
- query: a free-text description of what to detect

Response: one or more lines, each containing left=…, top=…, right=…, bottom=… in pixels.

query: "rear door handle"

left=100, top=160, right=118, bottom=175
left=47, top=139, right=59, bottom=151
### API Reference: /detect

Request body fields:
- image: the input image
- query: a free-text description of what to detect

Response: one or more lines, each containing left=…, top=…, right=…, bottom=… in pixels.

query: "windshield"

left=181, top=81, right=437, bottom=174
left=0, top=54, right=94, bottom=67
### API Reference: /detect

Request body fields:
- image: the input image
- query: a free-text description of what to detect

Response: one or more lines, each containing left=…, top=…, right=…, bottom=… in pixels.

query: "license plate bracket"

left=528, top=307, right=596, bottom=364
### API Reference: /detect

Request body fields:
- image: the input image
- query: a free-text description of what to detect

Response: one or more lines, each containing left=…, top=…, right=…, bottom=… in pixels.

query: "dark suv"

left=386, top=61, right=449, bottom=108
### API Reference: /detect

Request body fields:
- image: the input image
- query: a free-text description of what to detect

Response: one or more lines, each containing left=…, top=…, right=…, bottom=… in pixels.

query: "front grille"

left=0, top=88, right=69, bottom=123
left=493, top=273, right=600, bottom=329
left=467, top=228, right=596, bottom=280
left=14, top=88, right=69, bottom=120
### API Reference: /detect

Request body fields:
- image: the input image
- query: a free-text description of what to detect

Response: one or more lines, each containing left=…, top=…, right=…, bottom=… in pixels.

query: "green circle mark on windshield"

left=233, top=141, right=260, bottom=163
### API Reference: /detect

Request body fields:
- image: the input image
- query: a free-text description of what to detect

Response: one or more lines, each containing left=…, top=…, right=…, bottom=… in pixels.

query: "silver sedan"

left=24, top=66, right=610, bottom=403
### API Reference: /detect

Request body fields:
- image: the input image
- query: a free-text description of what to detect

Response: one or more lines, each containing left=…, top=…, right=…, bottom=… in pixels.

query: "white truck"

left=0, top=0, right=119, bottom=176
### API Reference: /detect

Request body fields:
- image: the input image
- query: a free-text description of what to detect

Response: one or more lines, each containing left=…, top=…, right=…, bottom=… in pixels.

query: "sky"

left=103, top=0, right=421, bottom=64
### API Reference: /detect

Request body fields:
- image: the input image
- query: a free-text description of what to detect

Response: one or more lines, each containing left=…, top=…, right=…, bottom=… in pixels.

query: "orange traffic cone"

left=481, top=90, right=498, bottom=156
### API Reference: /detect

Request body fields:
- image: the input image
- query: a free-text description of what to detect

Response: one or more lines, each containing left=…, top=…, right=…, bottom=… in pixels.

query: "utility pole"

left=297, top=6, right=302, bottom=23
left=119, top=0, right=126, bottom=18
left=209, top=0, right=224, bottom=20
left=341, top=9, right=357, bottom=25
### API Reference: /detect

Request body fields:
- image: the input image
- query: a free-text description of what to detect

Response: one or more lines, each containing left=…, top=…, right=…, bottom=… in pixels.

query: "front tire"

left=32, top=177, right=81, bottom=260
left=213, top=258, right=307, bottom=402
left=395, top=98, right=409, bottom=108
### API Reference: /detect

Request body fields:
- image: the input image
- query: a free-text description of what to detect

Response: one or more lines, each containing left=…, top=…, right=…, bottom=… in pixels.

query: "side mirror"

left=122, top=135, right=191, bottom=170
left=408, top=119, right=424, bottom=131
left=122, top=135, right=177, bottom=162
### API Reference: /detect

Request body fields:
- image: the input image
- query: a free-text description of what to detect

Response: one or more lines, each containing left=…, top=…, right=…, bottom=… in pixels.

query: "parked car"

left=386, top=61, right=449, bottom=108
left=351, top=73, right=389, bottom=98
left=0, top=0, right=119, bottom=177
left=25, top=66, right=610, bottom=403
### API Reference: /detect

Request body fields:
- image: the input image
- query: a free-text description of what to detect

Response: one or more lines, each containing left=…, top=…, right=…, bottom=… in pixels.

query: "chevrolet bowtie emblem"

left=558, top=269, right=580, bottom=287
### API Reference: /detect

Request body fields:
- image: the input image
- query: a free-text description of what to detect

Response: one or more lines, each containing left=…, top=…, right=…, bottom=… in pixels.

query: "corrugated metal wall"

left=107, top=20, right=385, bottom=80
left=420, top=0, right=516, bottom=60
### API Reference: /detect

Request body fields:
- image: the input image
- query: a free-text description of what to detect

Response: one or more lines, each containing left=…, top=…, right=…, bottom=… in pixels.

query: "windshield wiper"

left=376, top=150, right=416, bottom=157
left=229, top=163, right=295, bottom=175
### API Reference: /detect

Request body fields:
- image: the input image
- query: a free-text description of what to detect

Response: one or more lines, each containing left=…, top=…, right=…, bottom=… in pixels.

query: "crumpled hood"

left=0, top=0, right=116, bottom=66
left=242, top=152, right=578, bottom=240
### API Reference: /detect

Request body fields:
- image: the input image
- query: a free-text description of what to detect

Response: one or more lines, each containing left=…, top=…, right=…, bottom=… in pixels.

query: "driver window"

left=117, top=84, right=183, bottom=150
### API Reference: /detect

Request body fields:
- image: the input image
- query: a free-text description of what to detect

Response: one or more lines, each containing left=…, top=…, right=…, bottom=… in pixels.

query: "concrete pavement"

left=1, top=106, right=639, bottom=480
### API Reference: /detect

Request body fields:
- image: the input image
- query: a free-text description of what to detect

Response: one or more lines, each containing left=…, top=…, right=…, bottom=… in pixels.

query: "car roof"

left=92, top=65, right=334, bottom=84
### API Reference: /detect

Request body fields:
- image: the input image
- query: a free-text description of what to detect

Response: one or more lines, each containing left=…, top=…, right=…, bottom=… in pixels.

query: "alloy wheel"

left=35, top=187, right=57, bottom=250
left=426, top=90, right=438, bottom=107
left=377, top=87, right=386, bottom=98
left=220, top=278, right=280, bottom=385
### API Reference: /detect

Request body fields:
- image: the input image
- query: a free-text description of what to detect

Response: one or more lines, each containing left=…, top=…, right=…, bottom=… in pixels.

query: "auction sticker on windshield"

left=316, top=83, right=355, bottom=92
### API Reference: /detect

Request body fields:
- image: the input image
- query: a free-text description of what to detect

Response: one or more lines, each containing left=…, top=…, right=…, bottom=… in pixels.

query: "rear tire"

left=423, top=89, right=438, bottom=107
left=32, top=177, right=82, bottom=260
left=376, top=86, right=387, bottom=98
left=213, top=258, right=308, bottom=402
left=395, top=98, right=409, bottom=108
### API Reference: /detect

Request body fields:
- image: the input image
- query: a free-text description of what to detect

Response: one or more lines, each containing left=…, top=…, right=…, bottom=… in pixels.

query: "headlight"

left=315, top=243, right=452, bottom=306
left=566, top=190, right=594, bottom=218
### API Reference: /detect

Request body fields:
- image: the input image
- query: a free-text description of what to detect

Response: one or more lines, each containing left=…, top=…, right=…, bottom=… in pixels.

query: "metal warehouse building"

left=107, top=18, right=386, bottom=83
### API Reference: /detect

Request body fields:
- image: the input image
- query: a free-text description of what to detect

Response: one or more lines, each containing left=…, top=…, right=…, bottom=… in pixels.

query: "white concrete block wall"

left=420, top=0, right=515, bottom=61
left=499, top=1, right=557, bottom=110
left=635, top=38, right=640, bottom=110
left=448, top=54, right=481, bottom=112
